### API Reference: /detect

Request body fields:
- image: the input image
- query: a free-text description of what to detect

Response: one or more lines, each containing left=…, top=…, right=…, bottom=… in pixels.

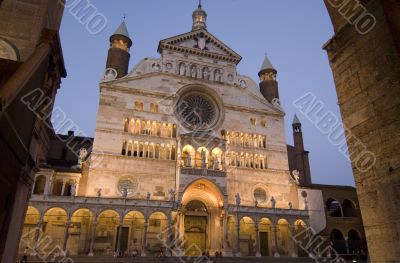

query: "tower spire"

left=192, top=0, right=207, bottom=31
left=105, top=21, right=133, bottom=79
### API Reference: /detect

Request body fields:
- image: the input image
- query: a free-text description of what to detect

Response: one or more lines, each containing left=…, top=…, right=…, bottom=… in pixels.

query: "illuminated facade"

left=20, top=3, right=367, bottom=259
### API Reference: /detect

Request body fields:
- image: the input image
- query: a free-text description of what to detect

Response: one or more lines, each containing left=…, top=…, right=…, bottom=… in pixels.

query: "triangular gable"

left=158, top=29, right=242, bottom=65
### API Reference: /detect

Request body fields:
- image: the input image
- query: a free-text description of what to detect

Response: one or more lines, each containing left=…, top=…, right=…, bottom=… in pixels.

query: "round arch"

left=18, top=206, right=40, bottom=254
left=42, top=208, right=68, bottom=251
left=181, top=178, right=225, bottom=208
left=96, top=210, right=120, bottom=255
left=258, top=217, right=273, bottom=257
left=330, top=229, right=346, bottom=254
left=146, top=212, right=169, bottom=254
left=123, top=211, right=145, bottom=255
left=342, top=199, right=357, bottom=217
left=69, top=209, right=95, bottom=255
left=326, top=198, right=343, bottom=217
left=277, top=219, right=291, bottom=256
left=239, top=216, right=256, bottom=256
left=348, top=229, right=362, bottom=254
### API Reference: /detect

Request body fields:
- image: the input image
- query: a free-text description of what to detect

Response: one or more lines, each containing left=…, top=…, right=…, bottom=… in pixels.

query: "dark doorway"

left=259, top=232, right=269, bottom=256
left=115, top=226, right=129, bottom=253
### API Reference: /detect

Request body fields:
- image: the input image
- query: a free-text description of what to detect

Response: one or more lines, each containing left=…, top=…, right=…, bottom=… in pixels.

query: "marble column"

left=33, top=218, right=43, bottom=255
left=61, top=179, right=66, bottom=196
left=273, top=224, right=280, bottom=257
left=141, top=218, right=148, bottom=256
left=88, top=220, right=98, bottom=256
left=62, top=219, right=71, bottom=251
left=236, top=221, right=241, bottom=257
left=117, top=220, right=124, bottom=254
left=166, top=214, right=173, bottom=256
left=255, top=222, right=261, bottom=257
left=289, top=224, right=298, bottom=257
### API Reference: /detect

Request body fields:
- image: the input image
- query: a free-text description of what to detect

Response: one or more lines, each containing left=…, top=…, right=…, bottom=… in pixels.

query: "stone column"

left=255, top=222, right=261, bottom=257
left=117, top=220, right=124, bottom=254
left=61, top=179, right=66, bottom=196
left=344, top=237, right=350, bottom=254
left=141, top=218, right=148, bottom=256
left=236, top=219, right=241, bottom=257
left=289, top=224, right=298, bottom=257
left=166, top=214, right=173, bottom=256
left=222, top=213, right=232, bottom=256
left=62, top=219, right=71, bottom=252
left=33, top=218, right=44, bottom=255
left=44, top=175, right=52, bottom=195
left=273, top=224, right=280, bottom=257
left=88, top=220, right=97, bottom=256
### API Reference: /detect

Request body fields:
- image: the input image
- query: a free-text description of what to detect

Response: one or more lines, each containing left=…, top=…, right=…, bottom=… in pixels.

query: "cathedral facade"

left=18, top=3, right=355, bottom=259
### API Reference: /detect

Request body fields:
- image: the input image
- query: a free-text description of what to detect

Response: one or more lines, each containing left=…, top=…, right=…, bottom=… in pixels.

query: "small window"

left=150, top=103, right=159, bottom=113
left=261, top=120, right=267, bottom=127
left=135, top=101, right=144, bottom=111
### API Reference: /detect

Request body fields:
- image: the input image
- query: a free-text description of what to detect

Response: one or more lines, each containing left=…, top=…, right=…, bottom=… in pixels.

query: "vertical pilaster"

left=255, top=222, right=261, bottom=257
left=88, top=220, right=97, bottom=256
left=141, top=218, right=148, bottom=256
left=273, top=224, right=280, bottom=257
left=289, top=224, right=298, bottom=257
left=62, top=218, right=71, bottom=252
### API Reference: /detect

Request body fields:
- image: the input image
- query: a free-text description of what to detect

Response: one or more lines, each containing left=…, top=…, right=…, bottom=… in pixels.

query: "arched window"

left=348, top=229, right=362, bottom=254
left=171, top=145, right=176, bottom=160
left=326, top=198, right=343, bottom=217
left=127, top=141, right=133, bottom=156
left=33, top=175, right=46, bottom=195
left=135, top=101, right=144, bottom=111
left=330, top=229, right=346, bottom=254
left=124, top=118, right=129, bottom=132
left=155, top=144, right=160, bottom=159
left=121, top=141, right=127, bottom=155
left=179, top=62, right=186, bottom=76
left=133, top=142, right=138, bottom=157
left=342, top=199, right=357, bottom=217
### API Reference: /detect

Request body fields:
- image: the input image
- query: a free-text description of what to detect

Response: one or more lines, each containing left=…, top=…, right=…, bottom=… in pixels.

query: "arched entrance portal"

left=184, top=200, right=208, bottom=255
left=181, top=179, right=225, bottom=256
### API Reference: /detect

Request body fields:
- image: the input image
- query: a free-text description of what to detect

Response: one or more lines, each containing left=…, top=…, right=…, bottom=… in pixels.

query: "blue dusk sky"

left=56, top=0, right=354, bottom=186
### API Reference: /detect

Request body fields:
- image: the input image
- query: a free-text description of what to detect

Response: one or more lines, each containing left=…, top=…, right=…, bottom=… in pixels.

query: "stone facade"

left=323, top=0, right=400, bottom=261
left=0, top=0, right=66, bottom=262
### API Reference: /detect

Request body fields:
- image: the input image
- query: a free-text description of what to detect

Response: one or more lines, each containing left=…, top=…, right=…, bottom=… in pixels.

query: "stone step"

left=19, top=256, right=323, bottom=263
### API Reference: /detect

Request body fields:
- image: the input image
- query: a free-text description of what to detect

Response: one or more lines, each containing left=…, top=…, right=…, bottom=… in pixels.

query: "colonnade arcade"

left=20, top=180, right=309, bottom=258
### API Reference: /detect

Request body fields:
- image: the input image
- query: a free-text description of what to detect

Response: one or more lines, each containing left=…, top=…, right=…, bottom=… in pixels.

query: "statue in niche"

left=203, top=68, right=210, bottom=80
left=270, top=196, right=276, bottom=209
left=213, top=158, right=219, bottom=170
left=179, top=63, right=186, bottom=76
left=201, top=150, right=206, bottom=167
left=214, top=70, right=222, bottom=82
left=191, top=66, right=198, bottom=78
left=289, top=202, right=293, bottom=210
left=185, top=153, right=191, bottom=167
left=235, top=193, right=241, bottom=205
left=147, top=192, right=151, bottom=200
left=97, top=188, right=102, bottom=197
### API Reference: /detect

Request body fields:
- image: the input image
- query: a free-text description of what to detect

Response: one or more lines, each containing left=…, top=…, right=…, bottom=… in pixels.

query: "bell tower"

left=105, top=20, right=132, bottom=79
left=192, top=0, right=207, bottom=31
left=258, top=54, right=279, bottom=103
left=292, top=115, right=312, bottom=186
